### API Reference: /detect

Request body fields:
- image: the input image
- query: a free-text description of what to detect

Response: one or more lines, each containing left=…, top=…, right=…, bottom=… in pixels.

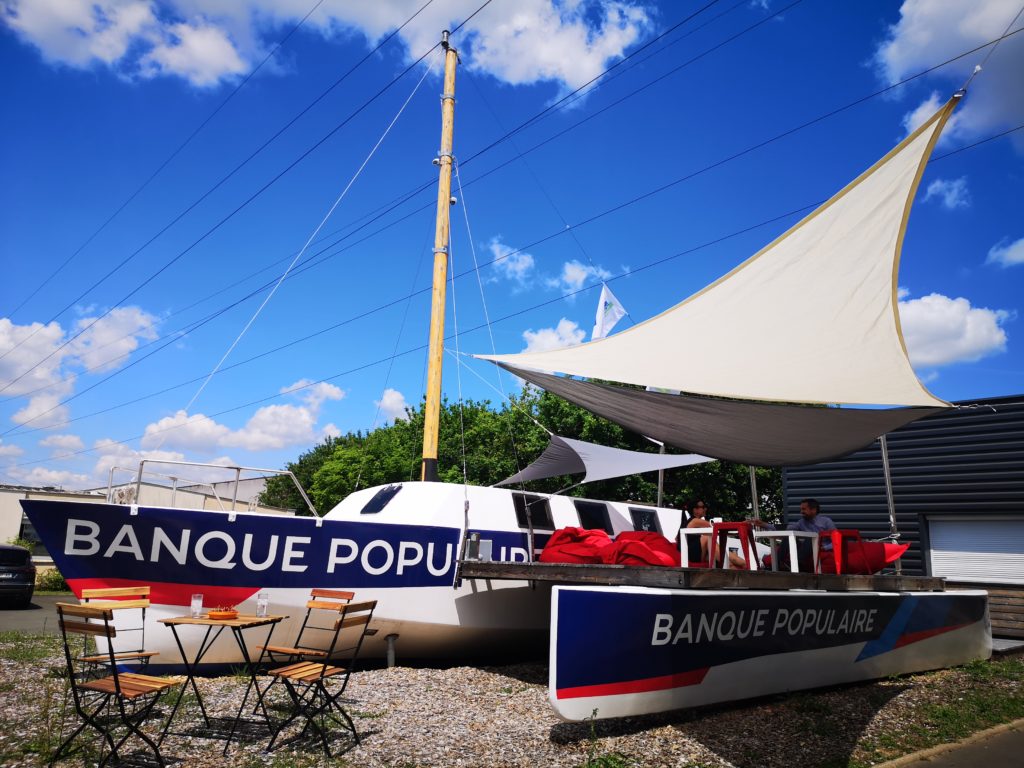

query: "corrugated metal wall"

left=782, top=395, right=1024, bottom=576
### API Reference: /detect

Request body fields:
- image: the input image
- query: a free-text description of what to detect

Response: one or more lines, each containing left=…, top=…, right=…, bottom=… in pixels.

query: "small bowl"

left=208, top=608, right=238, bottom=620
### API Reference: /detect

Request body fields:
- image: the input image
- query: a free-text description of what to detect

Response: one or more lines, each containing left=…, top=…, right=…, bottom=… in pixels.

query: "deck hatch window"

left=629, top=507, right=661, bottom=534
left=574, top=500, right=613, bottom=534
left=513, top=493, right=554, bottom=530
left=360, top=485, right=402, bottom=515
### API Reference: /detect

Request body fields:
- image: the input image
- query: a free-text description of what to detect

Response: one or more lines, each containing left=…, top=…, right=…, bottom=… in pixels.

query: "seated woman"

left=686, top=499, right=746, bottom=569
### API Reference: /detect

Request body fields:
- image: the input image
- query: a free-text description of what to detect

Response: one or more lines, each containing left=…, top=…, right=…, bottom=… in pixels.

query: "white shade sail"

left=496, top=434, right=713, bottom=486
left=479, top=98, right=959, bottom=408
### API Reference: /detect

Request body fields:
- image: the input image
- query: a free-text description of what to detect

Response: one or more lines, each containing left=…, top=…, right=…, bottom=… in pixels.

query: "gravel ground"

left=0, top=640, right=1019, bottom=768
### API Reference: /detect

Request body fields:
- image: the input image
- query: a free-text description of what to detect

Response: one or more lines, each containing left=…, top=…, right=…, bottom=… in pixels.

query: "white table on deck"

left=753, top=530, right=820, bottom=574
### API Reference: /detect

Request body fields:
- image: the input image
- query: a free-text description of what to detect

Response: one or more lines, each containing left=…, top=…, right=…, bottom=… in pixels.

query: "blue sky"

left=1, top=0, right=1022, bottom=490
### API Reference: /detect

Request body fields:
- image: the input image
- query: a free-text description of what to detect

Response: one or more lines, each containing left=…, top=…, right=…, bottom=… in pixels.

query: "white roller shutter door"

left=928, top=516, right=1024, bottom=584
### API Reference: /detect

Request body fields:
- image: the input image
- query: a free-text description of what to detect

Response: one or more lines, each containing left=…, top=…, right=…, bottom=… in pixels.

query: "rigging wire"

left=960, top=3, right=1024, bottom=91
left=0, top=0, right=447, bottom=396
left=448, top=233, right=470, bottom=487
left=453, top=160, right=528, bottom=479
left=1, top=0, right=331, bottom=325
left=4, top=114, right=1021, bottom=439
left=152, top=50, right=442, bottom=451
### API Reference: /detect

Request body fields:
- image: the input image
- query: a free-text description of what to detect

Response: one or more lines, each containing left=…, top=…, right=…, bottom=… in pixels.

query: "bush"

left=5, top=536, right=36, bottom=551
left=36, top=568, right=69, bottom=592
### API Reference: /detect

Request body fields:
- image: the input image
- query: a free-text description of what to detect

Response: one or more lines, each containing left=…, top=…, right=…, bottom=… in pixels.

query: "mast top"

left=441, top=29, right=450, bottom=50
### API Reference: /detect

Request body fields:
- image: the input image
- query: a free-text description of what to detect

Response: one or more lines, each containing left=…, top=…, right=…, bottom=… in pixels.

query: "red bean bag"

left=603, top=531, right=681, bottom=567
left=538, top=527, right=613, bottom=564
left=818, top=542, right=909, bottom=574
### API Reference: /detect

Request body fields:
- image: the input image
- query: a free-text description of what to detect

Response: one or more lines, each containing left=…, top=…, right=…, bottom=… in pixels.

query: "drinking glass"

left=256, top=592, right=269, bottom=618
left=190, top=593, right=203, bottom=618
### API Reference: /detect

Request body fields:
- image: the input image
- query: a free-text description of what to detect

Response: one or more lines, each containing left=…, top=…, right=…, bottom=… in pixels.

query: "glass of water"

left=190, top=593, right=203, bottom=618
left=256, top=592, right=269, bottom=618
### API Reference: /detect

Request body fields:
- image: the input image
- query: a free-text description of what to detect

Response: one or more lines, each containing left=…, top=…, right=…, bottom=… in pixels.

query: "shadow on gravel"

left=548, top=680, right=911, bottom=768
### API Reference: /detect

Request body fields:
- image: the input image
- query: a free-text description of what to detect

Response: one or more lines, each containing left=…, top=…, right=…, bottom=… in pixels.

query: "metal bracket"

left=129, top=504, right=139, bottom=517
left=441, top=93, right=456, bottom=103
left=435, top=246, right=449, bottom=255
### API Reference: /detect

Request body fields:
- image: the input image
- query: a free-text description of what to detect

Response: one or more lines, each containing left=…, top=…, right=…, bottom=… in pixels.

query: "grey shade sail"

left=496, top=434, right=713, bottom=487
left=500, top=365, right=947, bottom=467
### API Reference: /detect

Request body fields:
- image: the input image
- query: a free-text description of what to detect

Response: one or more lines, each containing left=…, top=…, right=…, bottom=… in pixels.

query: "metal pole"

left=879, top=434, right=901, bottom=575
left=749, top=466, right=760, bottom=520
left=657, top=443, right=665, bottom=508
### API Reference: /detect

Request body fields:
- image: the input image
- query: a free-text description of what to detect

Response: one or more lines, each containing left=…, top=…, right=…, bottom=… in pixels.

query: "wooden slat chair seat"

left=54, top=602, right=181, bottom=767
left=266, top=600, right=377, bottom=757
left=80, top=586, right=157, bottom=668
left=257, top=589, right=355, bottom=663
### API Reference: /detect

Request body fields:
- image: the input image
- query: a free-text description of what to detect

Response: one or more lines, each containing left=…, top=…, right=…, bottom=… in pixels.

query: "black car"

left=0, top=543, right=36, bottom=608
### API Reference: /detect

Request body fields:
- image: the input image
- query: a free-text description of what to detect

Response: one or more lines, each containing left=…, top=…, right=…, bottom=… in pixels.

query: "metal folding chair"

left=265, top=599, right=376, bottom=756
left=53, top=602, right=181, bottom=767
left=257, top=588, right=354, bottom=665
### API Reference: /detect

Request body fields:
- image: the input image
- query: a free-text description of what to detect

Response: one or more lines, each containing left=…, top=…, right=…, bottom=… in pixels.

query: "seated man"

left=685, top=500, right=746, bottom=569
left=750, top=498, right=836, bottom=570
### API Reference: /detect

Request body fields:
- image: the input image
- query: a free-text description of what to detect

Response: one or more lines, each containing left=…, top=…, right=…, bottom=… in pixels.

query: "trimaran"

left=22, top=31, right=990, bottom=717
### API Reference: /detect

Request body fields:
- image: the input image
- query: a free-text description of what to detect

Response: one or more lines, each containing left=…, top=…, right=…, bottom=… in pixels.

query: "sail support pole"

left=879, top=434, right=902, bottom=575
left=749, top=466, right=760, bottom=520
left=421, top=31, right=458, bottom=482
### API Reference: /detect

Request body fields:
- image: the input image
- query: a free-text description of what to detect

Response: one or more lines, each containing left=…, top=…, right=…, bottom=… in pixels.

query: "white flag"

left=591, top=283, right=626, bottom=340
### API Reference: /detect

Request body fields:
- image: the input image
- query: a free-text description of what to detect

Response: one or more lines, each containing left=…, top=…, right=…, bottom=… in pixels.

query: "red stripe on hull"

left=68, top=577, right=260, bottom=608
left=894, top=622, right=972, bottom=649
left=557, top=667, right=709, bottom=700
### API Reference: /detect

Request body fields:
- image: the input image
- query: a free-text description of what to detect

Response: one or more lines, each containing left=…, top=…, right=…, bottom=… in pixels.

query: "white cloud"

left=986, top=235, right=1024, bottom=267
left=489, top=237, right=535, bottom=283
left=375, top=388, right=409, bottom=422
left=321, top=422, right=341, bottom=439
left=141, top=410, right=232, bottom=452
left=6, top=466, right=90, bottom=489
left=1, top=307, right=159, bottom=430
left=0, top=440, right=24, bottom=458
left=878, top=1, right=1024, bottom=153
left=547, top=259, right=612, bottom=295
left=68, top=306, right=159, bottom=373
left=899, top=292, right=1011, bottom=367
left=0, top=318, right=70, bottom=398
left=522, top=317, right=585, bottom=352
left=140, top=377, right=343, bottom=452
left=141, top=20, right=247, bottom=87
left=39, top=434, right=85, bottom=455
left=3, top=1, right=654, bottom=91
left=923, top=177, right=971, bottom=209
left=91, top=439, right=187, bottom=482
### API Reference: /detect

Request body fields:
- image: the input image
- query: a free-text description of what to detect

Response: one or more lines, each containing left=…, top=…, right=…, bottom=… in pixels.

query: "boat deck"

left=457, top=560, right=945, bottom=592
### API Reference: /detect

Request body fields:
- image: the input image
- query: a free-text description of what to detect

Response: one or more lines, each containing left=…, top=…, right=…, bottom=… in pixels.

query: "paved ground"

left=0, top=594, right=63, bottom=633
left=895, top=721, right=1024, bottom=767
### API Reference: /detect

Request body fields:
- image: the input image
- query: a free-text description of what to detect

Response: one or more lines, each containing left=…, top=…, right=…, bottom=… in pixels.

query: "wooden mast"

left=421, top=31, right=458, bottom=482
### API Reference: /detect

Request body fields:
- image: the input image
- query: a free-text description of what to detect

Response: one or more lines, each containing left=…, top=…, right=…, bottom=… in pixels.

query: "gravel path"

left=0, top=642, right=1019, bottom=768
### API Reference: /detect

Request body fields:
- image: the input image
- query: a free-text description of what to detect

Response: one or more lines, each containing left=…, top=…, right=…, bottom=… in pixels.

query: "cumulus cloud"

left=522, top=318, right=586, bottom=353
left=0, top=440, right=24, bottom=458
left=986, top=235, right=1024, bottom=267
left=1, top=308, right=159, bottom=430
left=141, top=377, right=344, bottom=453
left=39, top=433, right=85, bottom=456
left=547, top=259, right=612, bottom=295
left=489, top=237, right=535, bottom=284
left=2, top=1, right=653, bottom=91
left=899, top=291, right=1011, bottom=367
left=68, top=306, right=159, bottom=372
left=923, top=177, right=971, bottom=209
left=6, top=466, right=90, bottom=489
left=375, top=388, right=409, bottom=422
left=877, top=1, right=1024, bottom=153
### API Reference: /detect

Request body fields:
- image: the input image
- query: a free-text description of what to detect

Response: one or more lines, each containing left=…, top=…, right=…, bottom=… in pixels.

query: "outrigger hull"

left=549, top=585, right=992, bottom=720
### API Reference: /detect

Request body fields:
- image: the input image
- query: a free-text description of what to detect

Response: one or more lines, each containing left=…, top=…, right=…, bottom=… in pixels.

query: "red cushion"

left=538, top=527, right=613, bottom=564
left=604, top=531, right=681, bottom=567
left=819, top=542, right=909, bottom=574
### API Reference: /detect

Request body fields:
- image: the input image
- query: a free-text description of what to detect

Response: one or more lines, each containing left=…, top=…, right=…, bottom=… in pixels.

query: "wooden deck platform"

left=458, top=560, right=946, bottom=592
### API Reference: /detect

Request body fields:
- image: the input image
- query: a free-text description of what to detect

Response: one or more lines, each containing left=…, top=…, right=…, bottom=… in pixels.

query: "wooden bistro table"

left=159, top=612, right=286, bottom=754
left=753, top=530, right=820, bottom=574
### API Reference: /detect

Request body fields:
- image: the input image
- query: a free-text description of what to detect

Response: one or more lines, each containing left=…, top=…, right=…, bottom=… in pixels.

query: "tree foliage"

left=259, top=387, right=782, bottom=522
